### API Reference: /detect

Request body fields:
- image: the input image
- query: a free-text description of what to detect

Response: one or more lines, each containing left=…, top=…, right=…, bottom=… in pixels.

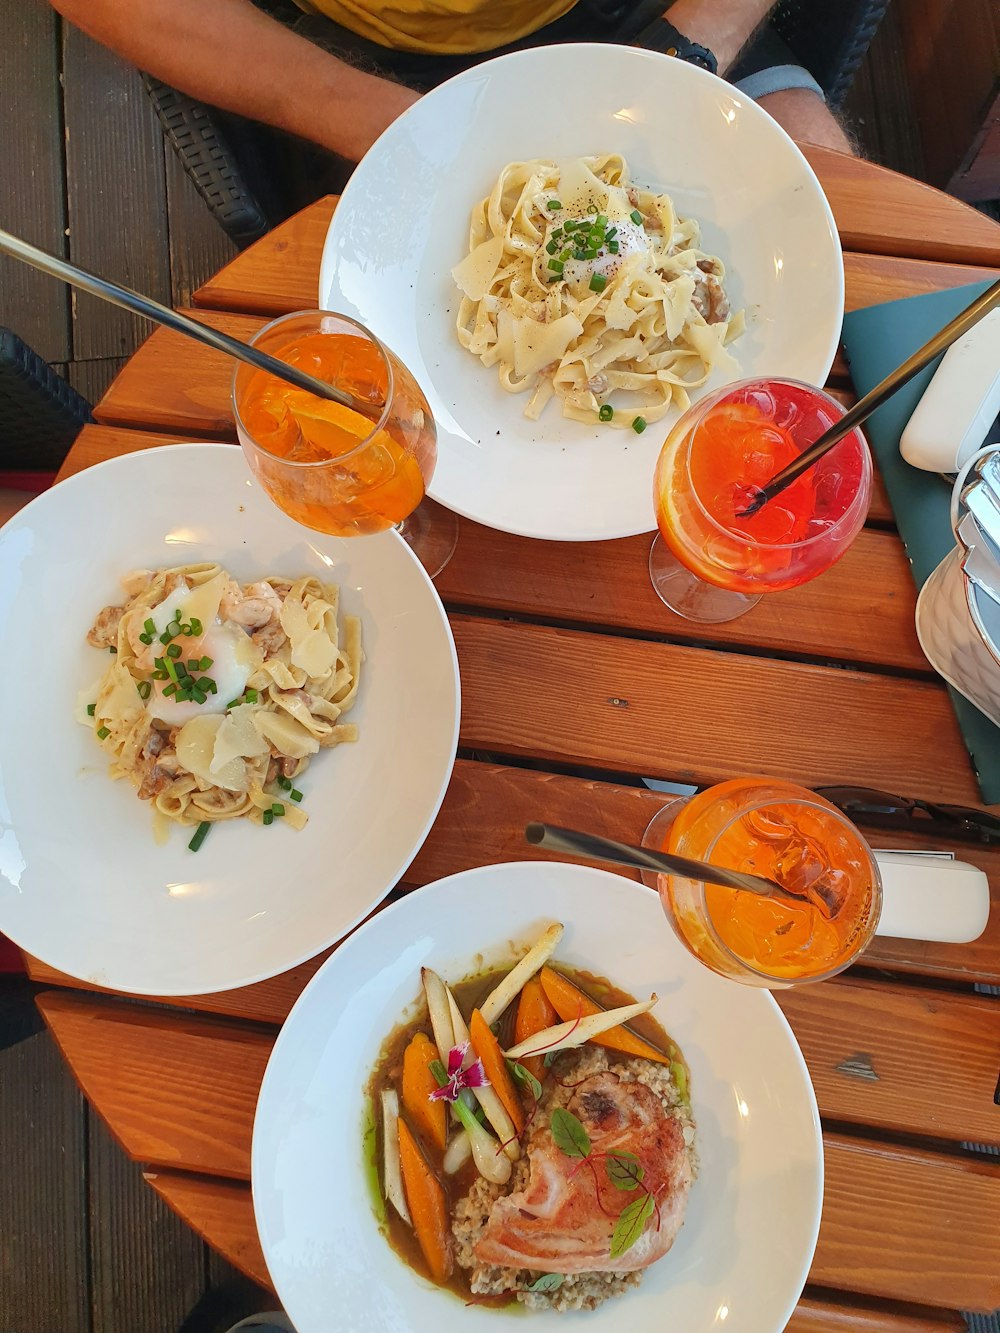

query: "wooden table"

left=27, top=146, right=1000, bottom=1329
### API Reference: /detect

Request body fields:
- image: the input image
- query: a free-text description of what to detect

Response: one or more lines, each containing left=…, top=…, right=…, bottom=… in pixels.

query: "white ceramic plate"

left=319, top=43, right=843, bottom=542
left=253, top=862, right=822, bottom=1333
left=0, top=444, right=460, bottom=994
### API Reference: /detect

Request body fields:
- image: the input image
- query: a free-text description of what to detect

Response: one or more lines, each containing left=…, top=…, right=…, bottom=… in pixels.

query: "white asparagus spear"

left=447, top=988, right=520, bottom=1161
left=478, top=922, right=564, bottom=1026
left=504, top=995, right=658, bottom=1061
left=380, top=1089, right=411, bottom=1224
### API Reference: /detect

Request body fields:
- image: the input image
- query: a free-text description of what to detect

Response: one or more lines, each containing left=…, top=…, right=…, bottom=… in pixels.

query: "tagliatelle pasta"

left=452, top=155, right=745, bottom=427
left=78, top=562, right=362, bottom=840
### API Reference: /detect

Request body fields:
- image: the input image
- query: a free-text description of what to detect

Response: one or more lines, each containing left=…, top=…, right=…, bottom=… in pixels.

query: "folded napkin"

left=841, top=280, right=1000, bottom=804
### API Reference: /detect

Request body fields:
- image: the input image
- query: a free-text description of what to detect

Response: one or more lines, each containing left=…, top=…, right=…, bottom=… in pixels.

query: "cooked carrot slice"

left=539, top=966, right=670, bottom=1065
left=398, top=1116, right=453, bottom=1283
left=469, top=1008, right=525, bottom=1135
left=514, top=975, right=558, bottom=1082
left=401, top=1031, right=447, bottom=1153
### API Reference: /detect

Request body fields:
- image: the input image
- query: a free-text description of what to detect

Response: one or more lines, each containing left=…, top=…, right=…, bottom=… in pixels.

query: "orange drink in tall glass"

left=645, top=778, right=882, bottom=987
left=234, top=311, right=437, bottom=539
left=650, top=379, right=872, bottom=622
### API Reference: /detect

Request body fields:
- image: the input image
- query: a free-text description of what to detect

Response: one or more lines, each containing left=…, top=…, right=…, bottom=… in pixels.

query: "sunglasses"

left=816, top=787, right=1000, bottom=845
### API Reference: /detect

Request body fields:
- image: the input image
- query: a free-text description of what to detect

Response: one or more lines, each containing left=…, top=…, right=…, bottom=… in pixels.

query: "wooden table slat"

left=436, top=518, right=924, bottom=671
left=97, top=254, right=1000, bottom=448
left=451, top=616, right=980, bottom=803
left=30, top=962, right=1000, bottom=1147
left=798, top=146, right=1000, bottom=268
left=25, top=762, right=1000, bottom=1000
left=143, top=1169, right=972, bottom=1329
left=42, top=986, right=999, bottom=1311
left=190, top=165, right=1000, bottom=321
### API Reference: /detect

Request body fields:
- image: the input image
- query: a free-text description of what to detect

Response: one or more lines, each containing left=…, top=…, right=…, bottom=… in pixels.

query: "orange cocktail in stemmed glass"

left=650, top=378, right=872, bottom=622
left=643, top=777, right=882, bottom=988
left=234, top=310, right=457, bottom=576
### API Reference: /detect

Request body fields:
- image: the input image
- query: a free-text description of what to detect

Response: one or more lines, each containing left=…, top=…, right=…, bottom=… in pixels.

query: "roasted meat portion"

left=475, top=1068, right=691, bottom=1274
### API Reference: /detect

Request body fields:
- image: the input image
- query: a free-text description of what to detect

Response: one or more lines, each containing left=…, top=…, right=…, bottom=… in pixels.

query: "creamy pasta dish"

left=79, top=564, right=361, bottom=848
left=452, top=155, right=745, bottom=428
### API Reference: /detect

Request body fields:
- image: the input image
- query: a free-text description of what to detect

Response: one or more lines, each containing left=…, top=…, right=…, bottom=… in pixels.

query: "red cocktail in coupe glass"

left=650, top=378, right=872, bottom=622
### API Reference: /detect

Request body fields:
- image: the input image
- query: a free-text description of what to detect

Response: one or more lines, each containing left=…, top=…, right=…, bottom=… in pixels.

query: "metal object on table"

left=0, top=226, right=382, bottom=419
left=524, top=821, right=796, bottom=900
left=740, top=277, right=1000, bottom=516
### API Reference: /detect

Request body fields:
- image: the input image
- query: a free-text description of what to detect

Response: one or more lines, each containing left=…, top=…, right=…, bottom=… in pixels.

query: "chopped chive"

left=587, top=202, right=597, bottom=213
left=87, top=703, right=96, bottom=717
left=262, top=809, right=274, bottom=826
left=166, top=643, right=182, bottom=659
left=546, top=199, right=562, bottom=210
left=175, top=688, right=192, bottom=703
left=277, top=775, right=291, bottom=790
left=225, top=697, right=241, bottom=710
left=164, top=657, right=179, bottom=685
left=96, top=726, right=110, bottom=739
left=163, top=683, right=176, bottom=696
left=137, top=680, right=152, bottom=700
left=144, top=618, right=156, bottom=635
left=606, top=226, right=618, bottom=240
left=108, top=646, right=117, bottom=654
left=198, top=657, right=213, bottom=671
left=584, top=248, right=599, bottom=260
left=204, top=679, right=218, bottom=694
left=244, top=689, right=258, bottom=704
left=596, top=214, right=607, bottom=228
left=188, top=821, right=211, bottom=853
left=153, top=657, right=165, bottom=670
left=139, top=632, right=153, bottom=646
left=166, top=620, right=181, bottom=639
left=192, top=688, right=207, bottom=705
left=173, top=608, right=183, bottom=621
left=608, top=241, right=620, bottom=254
left=632, top=416, right=647, bottom=434
left=152, top=669, right=168, bottom=681
left=271, top=802, right=285, bottom=817
left=589, top=273, right=607, bottom=292
left=546, top=239, right=559, bottom=255
left=571, top=249, right=585, bottom=261
left=547, top=258, right=564, bottom=273
left=290, top=788, right=303, bottom=803
left=159, top=631, right=171, bottom=645
left=598, top=403, right=614, bottom=422
left=630, top=209, right=643, bottom=225
left=189, top=618, right=203, bottom=636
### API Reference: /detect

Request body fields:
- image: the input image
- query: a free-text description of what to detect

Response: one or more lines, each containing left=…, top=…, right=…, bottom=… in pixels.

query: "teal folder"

left=841, top=281, right=1000, bottom=804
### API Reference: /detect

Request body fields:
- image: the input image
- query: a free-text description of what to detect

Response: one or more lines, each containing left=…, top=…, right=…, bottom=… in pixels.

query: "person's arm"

left=662, top=0, right=775, bottom=74
left=51, top=0, right=418, bottom=162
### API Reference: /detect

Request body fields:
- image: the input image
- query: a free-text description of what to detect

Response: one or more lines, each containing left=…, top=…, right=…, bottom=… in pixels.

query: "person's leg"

left=755, top=87, right=854, bottom=153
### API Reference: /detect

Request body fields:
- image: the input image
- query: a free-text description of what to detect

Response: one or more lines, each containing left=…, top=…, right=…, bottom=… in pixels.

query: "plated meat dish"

left=366, top=924, right=696, bottom=1311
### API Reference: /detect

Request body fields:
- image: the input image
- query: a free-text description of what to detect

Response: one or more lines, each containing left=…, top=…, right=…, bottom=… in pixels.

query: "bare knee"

left=756, top=88, right=855, bottom=154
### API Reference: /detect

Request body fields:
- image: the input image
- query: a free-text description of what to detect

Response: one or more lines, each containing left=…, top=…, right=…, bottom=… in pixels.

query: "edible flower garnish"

left=428, top=1042, right=490, bottom=1104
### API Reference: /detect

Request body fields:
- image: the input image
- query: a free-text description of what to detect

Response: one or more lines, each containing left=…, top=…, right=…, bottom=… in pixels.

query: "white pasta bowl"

left=0, top=444, right=460, bottom=994
left=253, top=862, right=823, bottom=1333
left=319, top=43, right=843, bottom=541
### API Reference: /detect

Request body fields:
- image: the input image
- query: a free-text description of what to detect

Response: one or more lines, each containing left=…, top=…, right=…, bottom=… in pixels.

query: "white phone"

left=900, top=307, right=1000, bottom=473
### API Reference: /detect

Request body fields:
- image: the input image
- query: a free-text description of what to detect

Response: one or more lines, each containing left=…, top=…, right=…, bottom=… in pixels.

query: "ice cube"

left=742, top=807, right=795, bottom=844
left=739, top=386, right=777, bottom=420
left=811, top=868, right=851, bottom=918
left=776, top=833, right=829, bottom=897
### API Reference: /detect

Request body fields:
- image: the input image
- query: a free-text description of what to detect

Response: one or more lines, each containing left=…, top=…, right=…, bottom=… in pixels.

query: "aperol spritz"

left=650, top=379, right=872, bottom=621
left=234, top=311, right=456, bottom=574
left=645, top=777, right=881, bottom=986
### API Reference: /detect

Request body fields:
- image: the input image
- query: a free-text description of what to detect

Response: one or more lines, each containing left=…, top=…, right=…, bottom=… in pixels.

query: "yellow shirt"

left=296, top=0, right=578, bottom=54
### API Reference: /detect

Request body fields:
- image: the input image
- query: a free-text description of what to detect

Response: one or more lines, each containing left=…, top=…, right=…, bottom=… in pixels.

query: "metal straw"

left=0, top=227, right=382, bottom=419
left=738, top=277, right=1000, bottom=517
left=525, top=822, right=796, bottom=900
